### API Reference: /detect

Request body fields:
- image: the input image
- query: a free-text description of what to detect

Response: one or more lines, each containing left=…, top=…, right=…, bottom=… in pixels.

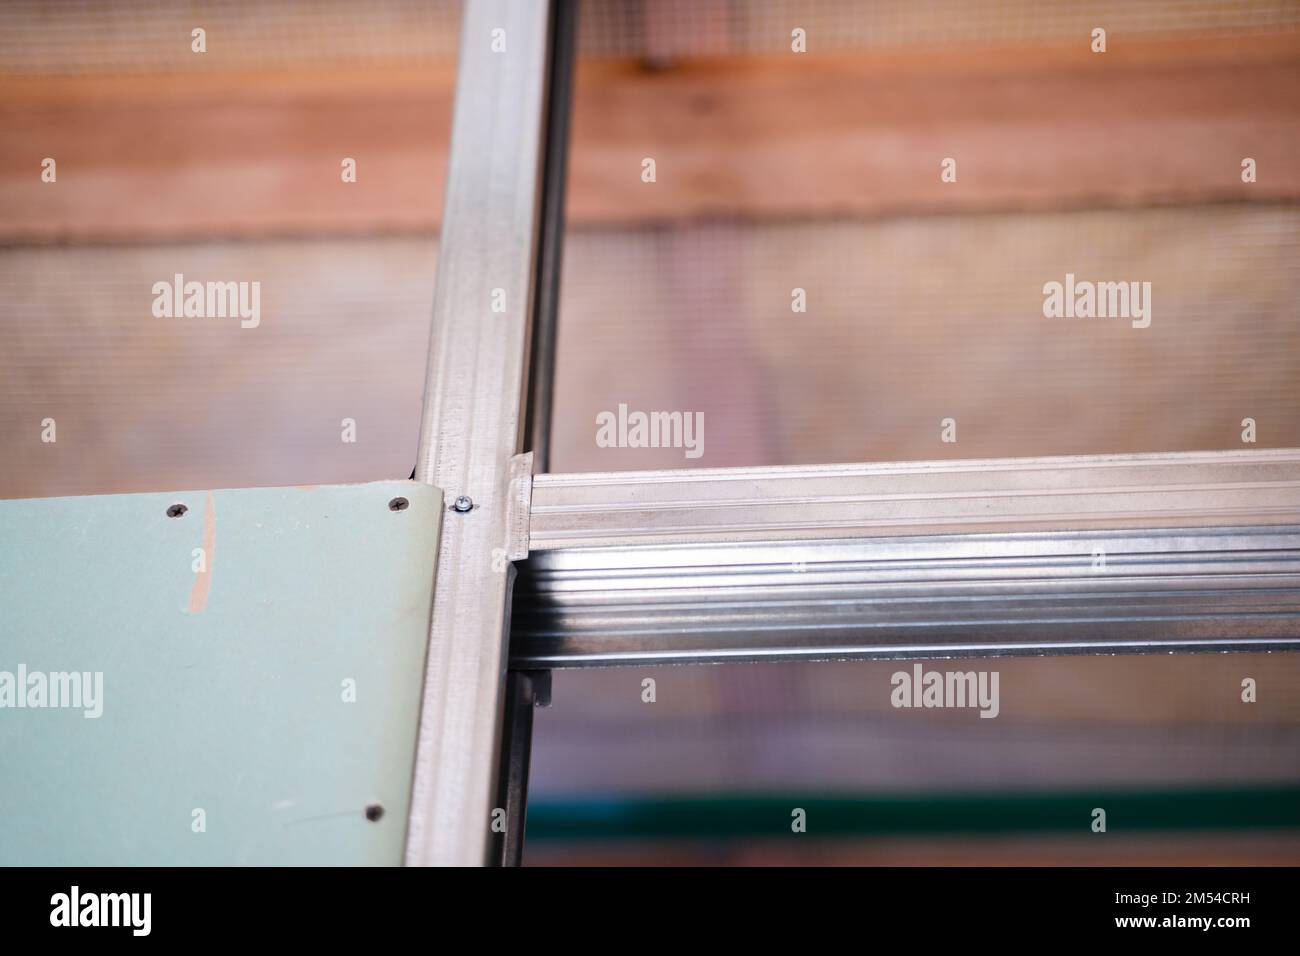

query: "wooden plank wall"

left=2, top=34, right=1297, bottom=242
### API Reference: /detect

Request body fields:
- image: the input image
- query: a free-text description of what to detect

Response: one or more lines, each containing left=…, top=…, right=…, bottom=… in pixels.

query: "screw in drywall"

left=451, top=495, right=474, bottom=513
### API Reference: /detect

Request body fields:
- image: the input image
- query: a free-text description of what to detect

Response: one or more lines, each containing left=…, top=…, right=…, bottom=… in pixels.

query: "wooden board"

left=2, top=34, right=1297, bottom=241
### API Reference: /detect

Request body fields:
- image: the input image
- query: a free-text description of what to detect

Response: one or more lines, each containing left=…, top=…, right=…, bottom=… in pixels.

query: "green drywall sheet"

left=0, top=480, right=440, bottom=865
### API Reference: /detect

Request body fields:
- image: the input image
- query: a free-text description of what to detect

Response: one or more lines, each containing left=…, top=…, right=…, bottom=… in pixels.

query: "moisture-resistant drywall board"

left=0, top=480, right=439, bottom=865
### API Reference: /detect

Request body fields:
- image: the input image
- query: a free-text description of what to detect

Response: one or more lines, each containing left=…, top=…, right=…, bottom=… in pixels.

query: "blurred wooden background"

left=3, top=0, right=1298, bottom=496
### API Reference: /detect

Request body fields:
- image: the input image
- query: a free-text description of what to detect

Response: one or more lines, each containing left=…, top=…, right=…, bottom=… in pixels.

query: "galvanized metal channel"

left=406, top=0, right=553, bottom=867
left=512, top=450, right=1300, bottom=666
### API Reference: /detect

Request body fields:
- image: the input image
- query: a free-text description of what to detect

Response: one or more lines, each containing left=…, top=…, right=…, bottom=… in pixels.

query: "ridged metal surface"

left=513, top=450, right=1300, bottom=666
left=406, top=0, right=551, bottom=867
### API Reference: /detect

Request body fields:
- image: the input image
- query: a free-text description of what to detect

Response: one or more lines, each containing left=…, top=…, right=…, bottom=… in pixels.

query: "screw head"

left=451, top=495, right=474, bottom=513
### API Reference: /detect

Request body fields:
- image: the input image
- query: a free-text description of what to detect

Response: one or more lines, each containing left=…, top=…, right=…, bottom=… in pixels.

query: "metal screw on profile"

left=451, top=495, right=474, bottom=513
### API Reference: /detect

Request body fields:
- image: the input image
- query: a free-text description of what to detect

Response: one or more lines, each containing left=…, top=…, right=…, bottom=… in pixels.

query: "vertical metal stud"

left=406, top=0, right=554, bottom=867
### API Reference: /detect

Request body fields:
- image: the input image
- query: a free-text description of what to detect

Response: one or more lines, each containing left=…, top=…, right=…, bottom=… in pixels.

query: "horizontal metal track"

left=511, top=450, right=1300, bottom=667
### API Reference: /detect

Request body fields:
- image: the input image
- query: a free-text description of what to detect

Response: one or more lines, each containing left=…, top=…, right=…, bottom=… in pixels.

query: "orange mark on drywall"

left=187, top=491, right=216, bottom=614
